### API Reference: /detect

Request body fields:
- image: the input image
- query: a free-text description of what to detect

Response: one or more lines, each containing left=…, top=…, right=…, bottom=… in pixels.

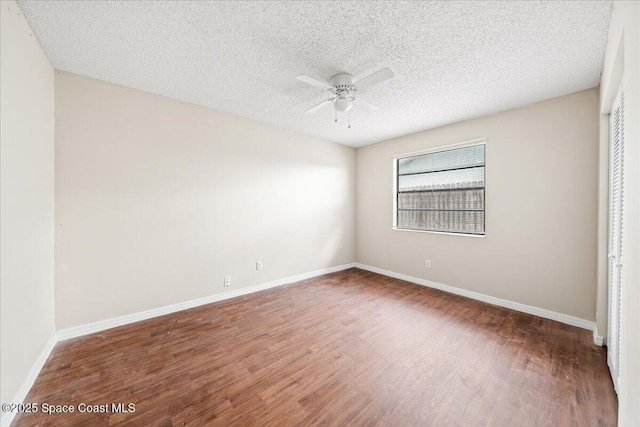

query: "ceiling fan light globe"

left=335, top=97, right=352, bottom=112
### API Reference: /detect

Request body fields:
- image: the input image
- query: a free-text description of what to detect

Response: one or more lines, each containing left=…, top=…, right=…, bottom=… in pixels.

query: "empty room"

left=1, top=1, right=639, bottom=426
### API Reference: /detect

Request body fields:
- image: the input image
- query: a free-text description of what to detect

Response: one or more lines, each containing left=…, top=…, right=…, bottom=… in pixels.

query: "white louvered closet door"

left=607, top=86, right=624, bottom=394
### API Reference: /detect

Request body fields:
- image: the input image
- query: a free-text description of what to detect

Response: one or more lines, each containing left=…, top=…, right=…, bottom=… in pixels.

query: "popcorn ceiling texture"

left=17, top=1, right=612, bottom=147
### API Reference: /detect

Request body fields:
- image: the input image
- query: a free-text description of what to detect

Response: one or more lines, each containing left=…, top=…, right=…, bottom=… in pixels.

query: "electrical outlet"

left=224, top=276, right=231, bottom=287
left=425, top=260, right=431, bottom=268
left=256, top=261, right=263, bottom=271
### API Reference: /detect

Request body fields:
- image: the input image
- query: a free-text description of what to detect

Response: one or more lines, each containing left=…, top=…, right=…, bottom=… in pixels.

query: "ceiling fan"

left=296, top=68, right=394, bottom=128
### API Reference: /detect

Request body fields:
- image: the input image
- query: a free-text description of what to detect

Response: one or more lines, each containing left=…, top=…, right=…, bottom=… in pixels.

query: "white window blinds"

left=396, top=144, right=485, bottom=235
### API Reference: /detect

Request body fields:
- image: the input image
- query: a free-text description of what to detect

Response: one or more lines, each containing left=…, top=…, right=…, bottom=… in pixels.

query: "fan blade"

left=306, top=99, right=334, bottom=113
left=353, top=97, right=378, bottom=112
left=353, top=68, right=394, bottom=92
left=296, top=75, right=333, bottom=91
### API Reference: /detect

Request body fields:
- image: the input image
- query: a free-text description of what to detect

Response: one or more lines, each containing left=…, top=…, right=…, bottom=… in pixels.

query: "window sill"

left=392, top=227, right=485, bottom=238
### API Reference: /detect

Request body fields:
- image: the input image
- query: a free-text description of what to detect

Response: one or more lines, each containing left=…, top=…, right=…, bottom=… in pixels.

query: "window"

left=394, top=142, right=485, bottom=235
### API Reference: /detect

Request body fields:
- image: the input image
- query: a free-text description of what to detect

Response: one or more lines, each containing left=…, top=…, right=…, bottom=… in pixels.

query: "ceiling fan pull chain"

left=348, top=110, right=351, bottom=129
left=335, top=108, right=337, bottom=123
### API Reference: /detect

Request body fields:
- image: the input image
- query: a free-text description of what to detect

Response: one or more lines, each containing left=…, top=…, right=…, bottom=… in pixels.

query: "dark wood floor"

left=13, top=268, right=616, bottom=426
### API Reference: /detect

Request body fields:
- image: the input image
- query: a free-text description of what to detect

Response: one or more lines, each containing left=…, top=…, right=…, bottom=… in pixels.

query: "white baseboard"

left=57, top=263, right=356, bottom=341
left=354, top=263, right=596, bottom=332
left=593, top=326, right=605, bottom=346
left=1, top=334, right=57, bottom=427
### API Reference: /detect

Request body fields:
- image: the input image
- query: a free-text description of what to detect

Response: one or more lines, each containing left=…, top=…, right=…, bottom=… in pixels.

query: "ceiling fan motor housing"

left=330, top=73, right=357, bottom=111
left=330, top=73, right=355, bottom=88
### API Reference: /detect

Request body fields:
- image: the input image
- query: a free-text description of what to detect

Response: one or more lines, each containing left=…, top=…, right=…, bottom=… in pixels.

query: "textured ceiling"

left=17, top=1, right=612, bottom=147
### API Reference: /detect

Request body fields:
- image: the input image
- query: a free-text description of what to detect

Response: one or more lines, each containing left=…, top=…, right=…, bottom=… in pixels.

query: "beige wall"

left=598, top=1, right=640, bottom=425
left=0, top=0, right=56, bottom=409
left=356, top=89, right=599, bottom=321
left=54, top=72, right=355, bottom=330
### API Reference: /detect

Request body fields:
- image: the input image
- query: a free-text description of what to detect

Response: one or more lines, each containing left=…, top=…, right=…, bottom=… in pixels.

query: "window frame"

left=392, top=138, right=487, bottom=237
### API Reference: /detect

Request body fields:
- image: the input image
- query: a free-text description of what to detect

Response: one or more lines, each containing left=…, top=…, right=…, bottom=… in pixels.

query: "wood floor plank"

left=11, top=268, right=617, bottom=426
